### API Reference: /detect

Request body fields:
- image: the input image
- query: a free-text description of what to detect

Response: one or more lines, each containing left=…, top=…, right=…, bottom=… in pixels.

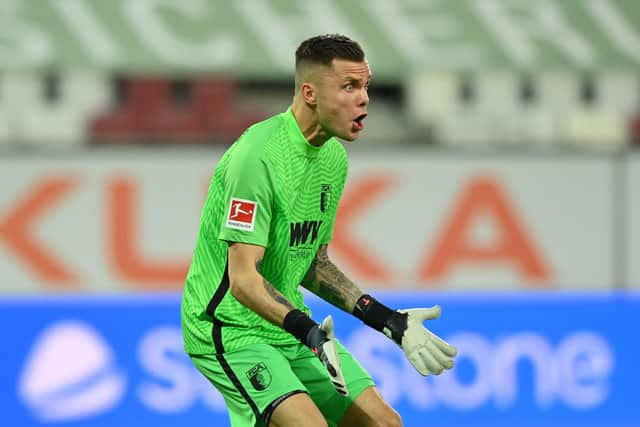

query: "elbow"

left=228, top=272, right=254, bottom=306
left=229, top=277, right=244, bottom=302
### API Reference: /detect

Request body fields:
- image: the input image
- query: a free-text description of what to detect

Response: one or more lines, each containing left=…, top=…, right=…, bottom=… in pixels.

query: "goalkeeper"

left=181, top=34, right=456, bottom=427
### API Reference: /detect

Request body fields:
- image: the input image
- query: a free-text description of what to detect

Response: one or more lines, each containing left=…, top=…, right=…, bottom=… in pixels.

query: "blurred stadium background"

left=1, top=0, right=639, bottom=426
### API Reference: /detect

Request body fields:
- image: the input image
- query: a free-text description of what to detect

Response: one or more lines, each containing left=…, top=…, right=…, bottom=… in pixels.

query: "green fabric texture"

left=182, top=108, right=348, bottom=355
left=190, top=341, right=374, bottom=427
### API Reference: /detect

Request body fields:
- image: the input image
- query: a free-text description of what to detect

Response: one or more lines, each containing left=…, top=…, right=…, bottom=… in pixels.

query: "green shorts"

left=190, top=340, right=375, bottom=427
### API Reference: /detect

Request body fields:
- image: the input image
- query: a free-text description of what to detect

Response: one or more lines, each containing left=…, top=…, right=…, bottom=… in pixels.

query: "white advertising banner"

left=344, top=152, right=615, bottom=290
left=0, top=150, right=616, bottom=292
left=629, top=154, right=640, bottom=288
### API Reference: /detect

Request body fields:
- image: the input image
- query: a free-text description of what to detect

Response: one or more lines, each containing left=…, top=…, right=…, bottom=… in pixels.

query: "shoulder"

left=226, top=113, right=287, bottom=164
left=323, top=139, right=348, bottom=168
left=240, top=113, right=286, bottom=149
left=246, top=112, right=286, bottom=138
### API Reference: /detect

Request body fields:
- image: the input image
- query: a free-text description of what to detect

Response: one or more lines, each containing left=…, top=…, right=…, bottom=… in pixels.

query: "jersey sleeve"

left=218, top=146, right=272, bottom=247
left=319, top=145, right=348, bottom=245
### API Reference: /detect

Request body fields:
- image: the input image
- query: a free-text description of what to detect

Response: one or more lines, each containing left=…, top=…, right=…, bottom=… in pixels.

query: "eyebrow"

left=342, top=74, right=372, bottom=83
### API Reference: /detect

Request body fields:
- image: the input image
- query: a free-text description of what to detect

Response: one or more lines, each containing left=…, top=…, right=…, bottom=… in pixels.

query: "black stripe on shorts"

left=215, top=353, right=261, bottom=420
left=205, top=262, right=261, bottom=419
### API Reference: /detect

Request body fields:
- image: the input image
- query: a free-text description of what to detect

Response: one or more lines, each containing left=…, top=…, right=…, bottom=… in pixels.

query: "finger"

left=333, top=381, right=348, bottom=396
left=419, top=348, right=445, bottom=375
left=414, top=305, right=441, bottom=321
left=333, top=372, right=348, bottom=396
left=321, top=339, right=347, bottom=394
left=330, top=366, right=348, bottom=394
left=324, top=342, right=348, bottom=396
left=323, top=358, right=338, bottom=377
left=429, top=332, right=457, bottom=357
left=321, top=315, right=335, bottom=339
left=427, top=340, right=455, bottom=370
left=332, top=376, right=348, bottom=396
left=407, top=351, right=430, bottom=376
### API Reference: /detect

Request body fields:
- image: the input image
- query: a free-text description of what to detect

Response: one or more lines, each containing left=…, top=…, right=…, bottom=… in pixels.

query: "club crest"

left=246, top=362, right=271, bottom=391
left=320, top=184, right=332, bottom=213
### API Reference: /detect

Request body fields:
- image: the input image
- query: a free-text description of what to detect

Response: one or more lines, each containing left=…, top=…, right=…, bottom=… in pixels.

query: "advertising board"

left=1, top=292, right=637, bottom=427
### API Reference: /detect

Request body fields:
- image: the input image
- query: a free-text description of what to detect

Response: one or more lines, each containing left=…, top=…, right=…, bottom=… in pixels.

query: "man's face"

left=314, top=59, right=371, bottom=141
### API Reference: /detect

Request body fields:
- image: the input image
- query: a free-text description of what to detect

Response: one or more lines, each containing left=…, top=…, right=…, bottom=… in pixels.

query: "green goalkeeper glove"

left=353, top=295, right=457, bottom=376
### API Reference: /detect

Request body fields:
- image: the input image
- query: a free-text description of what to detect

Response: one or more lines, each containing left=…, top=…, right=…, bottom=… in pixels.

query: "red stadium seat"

left=91, top=77, right=266, bottom=144
left=630, top=112, right=640, bottom=145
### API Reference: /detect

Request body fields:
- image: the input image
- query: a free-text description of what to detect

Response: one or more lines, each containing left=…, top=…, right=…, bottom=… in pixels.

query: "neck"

left=291, top=97, right=330, bottom=147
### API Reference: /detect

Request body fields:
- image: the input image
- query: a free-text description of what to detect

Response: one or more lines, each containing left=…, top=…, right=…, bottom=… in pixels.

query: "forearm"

left=301, top=255, right=404, bottom=342
left=230, top=262, right=296, bottom=328
left=227, top=243, right=325, bottom=351
left=232, top=265, right=339, bottom=357
left=301, top=246, right=364, bottom=313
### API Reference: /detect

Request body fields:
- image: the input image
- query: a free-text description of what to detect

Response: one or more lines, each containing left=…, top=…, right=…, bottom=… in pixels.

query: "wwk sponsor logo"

left=289, top=220, right=323, bottom=247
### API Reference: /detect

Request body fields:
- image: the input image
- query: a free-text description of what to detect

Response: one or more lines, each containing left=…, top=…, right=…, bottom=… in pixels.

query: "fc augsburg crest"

left=246, top=362, right=272, bottom=391
left=320, top=184, right=332, bottom=213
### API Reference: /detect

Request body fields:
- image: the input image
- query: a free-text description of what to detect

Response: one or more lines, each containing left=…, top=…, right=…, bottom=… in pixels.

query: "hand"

left=305, top=315, right=348, bottom=396
left=384, top=305, right=457, bottom=376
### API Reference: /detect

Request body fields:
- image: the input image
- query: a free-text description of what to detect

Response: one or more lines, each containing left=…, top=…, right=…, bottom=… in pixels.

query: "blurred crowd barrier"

left=0, top=0, right=639, bottom=149
left=406, top=70, right=640, bottom=149
left=0, top=71, right=638, bottom=149
left=0, top=74, right=269, bottom=147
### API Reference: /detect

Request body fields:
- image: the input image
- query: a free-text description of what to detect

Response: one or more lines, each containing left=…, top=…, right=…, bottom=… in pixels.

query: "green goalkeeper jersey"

left=182, top=108, right=348, bottom=355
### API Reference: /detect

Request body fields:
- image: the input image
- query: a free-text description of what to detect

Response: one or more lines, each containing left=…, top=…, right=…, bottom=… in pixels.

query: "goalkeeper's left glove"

left=353, top=294, right=457, bottom=376
left=284, top=310, right=348, bottom=396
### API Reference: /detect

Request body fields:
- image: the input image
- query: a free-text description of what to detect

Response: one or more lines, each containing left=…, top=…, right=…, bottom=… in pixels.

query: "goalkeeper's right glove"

left=353, top=294, right=457, bottom=376
left=284, top=310, right=348, bottom=396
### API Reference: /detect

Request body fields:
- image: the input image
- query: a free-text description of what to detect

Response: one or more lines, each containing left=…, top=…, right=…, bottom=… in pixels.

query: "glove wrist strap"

left=283, top=309, right=318, bottom=346
left=352, top=294, right=395, bottom=332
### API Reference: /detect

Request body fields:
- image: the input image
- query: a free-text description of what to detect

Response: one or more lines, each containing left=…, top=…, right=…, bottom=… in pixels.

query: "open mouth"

left=353, top=113, right=367, bottom=130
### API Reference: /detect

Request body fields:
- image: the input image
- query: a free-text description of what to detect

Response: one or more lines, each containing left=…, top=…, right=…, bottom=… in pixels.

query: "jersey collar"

left=284, top=107, right=327, bottom=159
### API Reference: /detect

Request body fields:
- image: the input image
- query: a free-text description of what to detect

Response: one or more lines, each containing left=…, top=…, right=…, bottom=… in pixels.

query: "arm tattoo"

left=256, top=259, right=296, bottom=310
left=302, top=245, right=362, bottom=312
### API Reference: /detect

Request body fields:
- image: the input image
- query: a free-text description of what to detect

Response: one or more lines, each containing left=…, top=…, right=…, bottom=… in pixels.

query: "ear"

left=300, top=82, right=317, bottom=105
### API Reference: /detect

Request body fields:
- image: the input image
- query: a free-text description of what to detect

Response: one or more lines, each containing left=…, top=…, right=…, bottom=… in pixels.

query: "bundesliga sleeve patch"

left=226, top=198, right=258, bottom=231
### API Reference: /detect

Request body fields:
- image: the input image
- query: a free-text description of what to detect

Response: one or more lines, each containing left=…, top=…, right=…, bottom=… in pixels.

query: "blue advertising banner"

left=1, top=292, right=638, bottom=427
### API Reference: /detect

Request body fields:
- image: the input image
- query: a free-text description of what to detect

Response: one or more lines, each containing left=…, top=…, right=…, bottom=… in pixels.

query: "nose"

left=359, top=87, right=369, bottom=106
